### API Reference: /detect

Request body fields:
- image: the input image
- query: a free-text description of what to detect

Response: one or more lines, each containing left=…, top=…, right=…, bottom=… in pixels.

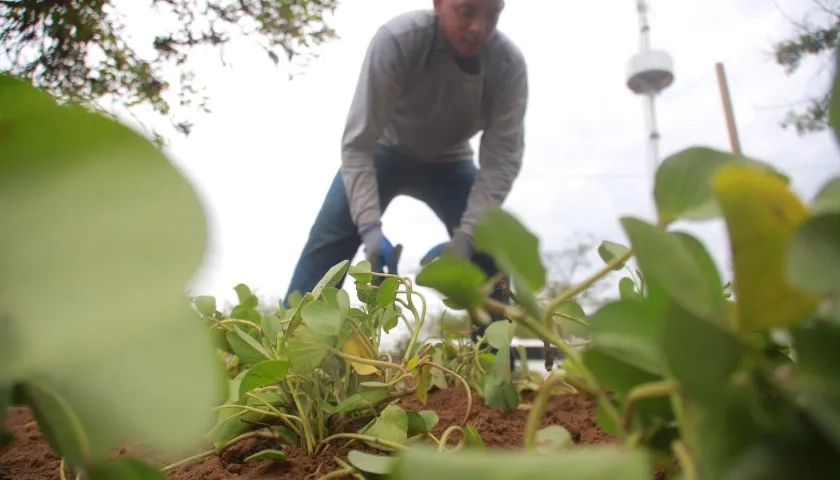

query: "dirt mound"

left=1, top=387, right=614, bottom=480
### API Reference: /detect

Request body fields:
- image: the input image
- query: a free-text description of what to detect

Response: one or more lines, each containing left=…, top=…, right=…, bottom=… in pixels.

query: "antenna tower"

left=625, top=0, right=674, bottom=183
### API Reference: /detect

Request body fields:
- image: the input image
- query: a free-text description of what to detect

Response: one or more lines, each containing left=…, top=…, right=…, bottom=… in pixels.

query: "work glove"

left=359, top=221, right=399, bottom=284
left=420, top=229, right=474, bottom=266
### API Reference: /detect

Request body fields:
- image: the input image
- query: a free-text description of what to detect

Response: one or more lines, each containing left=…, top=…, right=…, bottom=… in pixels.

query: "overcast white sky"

left=116, top=0, right=840, bottom=344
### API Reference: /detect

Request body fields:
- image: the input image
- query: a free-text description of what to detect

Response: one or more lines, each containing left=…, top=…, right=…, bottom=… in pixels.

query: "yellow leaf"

left=344, top=331, right=380, bottom=376
left=415, top=364, right=431, bottom=405
left=711, top=163, right=819, bottom=331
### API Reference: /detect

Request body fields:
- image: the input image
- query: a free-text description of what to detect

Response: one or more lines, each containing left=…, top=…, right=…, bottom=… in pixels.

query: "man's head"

left=433, top=0, right=505, bottom=57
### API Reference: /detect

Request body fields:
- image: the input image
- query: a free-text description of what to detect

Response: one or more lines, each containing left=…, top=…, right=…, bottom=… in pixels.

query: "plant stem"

left=215, top=402, right=303, bottom=437
left=437, top=425, right=464, bottom=452
left=541, top=249, right=634, bottom=329
left=329, top=458, right=366, bottom=480
left=317, top=468, right=354, bottom=480
left=162, top=430, right=285, bottom=472
left=289, top=384, right=316, bottom=452
left=553, top=311, right=589, bottom=327
left=340, top=389, right=416, bottom=416
left=417, top=361, right=472, bottom=425
left=619, top=380, right=678, bottom=430
left=332, top=349, right=408, bottom=375
left=483, top=298, right=624, bottom=436
left=523, top=372, right=569, bottom=452
left=218, top=318, right=262, bottom=333
left=672, top=440, right=697, bottom=480
left=316, top=433, right=409, bottom=454
left=59, top=458, right=68, bottom=480
left=399, top=279, right=426, bottom=368
left=243, top=392, right=304, bottom=436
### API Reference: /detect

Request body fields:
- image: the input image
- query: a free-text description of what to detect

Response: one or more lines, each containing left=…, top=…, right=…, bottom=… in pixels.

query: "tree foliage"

left=773, top=0, right=840, bottom=135
left=0, top=0, right=339, bottom=140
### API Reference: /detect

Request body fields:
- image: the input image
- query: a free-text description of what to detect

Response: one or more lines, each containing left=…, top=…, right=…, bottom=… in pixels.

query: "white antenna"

left=625, top=0, right=674, bottom=184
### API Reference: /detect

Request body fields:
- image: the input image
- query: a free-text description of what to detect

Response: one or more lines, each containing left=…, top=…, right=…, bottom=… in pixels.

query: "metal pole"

left=645, top=93, right=661, bottom=181
left=715, top=62, right=742, bottom=155
left=637, top=0, right=650, bottom=51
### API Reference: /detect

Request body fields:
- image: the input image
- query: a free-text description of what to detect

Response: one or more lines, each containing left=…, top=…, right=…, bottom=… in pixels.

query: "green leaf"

left=355, top=281, right=378, bottom=304
left=377, top=277, right=399, bottom=307
left=18, top=380, right=89, bottom=468
left=336, top=289, right=351, bottom=319
left=390, top=445, right=651, bottom=480
left=582, top=348, right=661, bottom=399
left=597, top=241, right=631, bottom=270
left=787, top=178, right=840, bottom=294
left=0, top=77, right=220, bottom=466
left=230, top=304, right=261, bottom=325
left=301, top=300, right=342, bottom=336
left=416, top=255, right=486, bottom=309
left=0, top=74, right=58, bottom=114
left=483, top=358, right=519, bottom=412
left=362, top=404, right=409, bottom=450
left=463, top=424, right=486, bottom=450
left=484, top=320, right=516, bottom=350
left=261, top=315, right=282, bottom=348
left=511, top=275, right=543, bottom=321
left=313, top=260, right=350, bottom=299
left=243, top=449, right=287, bottom=464
left=618, top=277, right=640, bottom=301
left=88, top=458, right=166, bottom=480
left=233, top=284, right=252, bottom=304
left=194, top=296, right=217, bottom=316
left=653, top=146, right=788, bottom=224
left=382, top=305, right=399, bottom=333
left=809, top=177, right=840, bottom=214
left=226, top=326, right=271, bottom=365
left=349, top=260, right=373, bottom=283
left=535, top=425, right=575, bottom=453
left=473, top=207, right=546, bottom=291
left=790, top=321, right=840, bottom=450
left=287, top=325, right=331, bottom=374
left=660, top=302, right=743, bottom=405
left=787, top=213, right=840, bottom=293
left=554, top=301, right=589, bottom=339
left=207, top=410, right=256, bottom=445
left=348, top=449, right=395, bottom=475
left=324, top=394, right=367, bottom=415
left=588, top=300, right=664, bottom=374
left=238, top=360, right=290, bottom=397
left=286, top=290, right=303, bottom=308
left=406, top=410, right=439, bottom=437
left=620, top=217, right=728, bottom=325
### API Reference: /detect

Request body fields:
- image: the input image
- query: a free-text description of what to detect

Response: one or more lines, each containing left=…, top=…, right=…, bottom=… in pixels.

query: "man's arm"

left=341, top=26, right=406, bottom=229
left=457, top=57, right=529, bottom=238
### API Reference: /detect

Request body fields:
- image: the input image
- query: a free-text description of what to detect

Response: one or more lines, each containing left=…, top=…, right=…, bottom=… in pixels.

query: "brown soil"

left=1, top=388, right=617, bottom=480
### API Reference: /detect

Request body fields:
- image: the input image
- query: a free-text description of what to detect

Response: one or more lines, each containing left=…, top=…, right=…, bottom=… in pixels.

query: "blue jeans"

left=285, top=144, right=516, bottom=367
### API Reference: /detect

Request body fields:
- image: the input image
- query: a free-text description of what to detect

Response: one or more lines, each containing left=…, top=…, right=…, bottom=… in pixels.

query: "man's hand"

left=359, top=222, right=400, bottom=283
left=359, top=221, right=383, bottom=265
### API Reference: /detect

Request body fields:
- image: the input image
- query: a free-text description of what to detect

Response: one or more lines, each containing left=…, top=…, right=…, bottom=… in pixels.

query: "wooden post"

left=715, top=62, right=742, bottom=155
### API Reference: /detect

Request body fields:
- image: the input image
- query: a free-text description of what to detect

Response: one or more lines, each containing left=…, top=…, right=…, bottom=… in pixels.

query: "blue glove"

left=420, top=242, right=448, bottom=266
left=420, top=229, right=474, bottom=266
left=374, top=235, right=399, bottom=276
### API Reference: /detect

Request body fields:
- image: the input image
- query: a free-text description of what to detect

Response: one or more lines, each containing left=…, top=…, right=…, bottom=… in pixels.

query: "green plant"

left=324, top=49, right=840, bottom=480
left=0, top=74, right=223, bottom=479
left=162, top=260, right=475, bottom=473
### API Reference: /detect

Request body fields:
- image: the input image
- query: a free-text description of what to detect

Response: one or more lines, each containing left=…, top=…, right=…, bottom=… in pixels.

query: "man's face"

left=433, top=0, right=505, bottom=57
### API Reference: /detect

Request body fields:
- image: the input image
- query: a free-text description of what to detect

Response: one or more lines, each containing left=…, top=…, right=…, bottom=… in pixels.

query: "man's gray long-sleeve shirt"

left=340, top=9, right=528, bottom=238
